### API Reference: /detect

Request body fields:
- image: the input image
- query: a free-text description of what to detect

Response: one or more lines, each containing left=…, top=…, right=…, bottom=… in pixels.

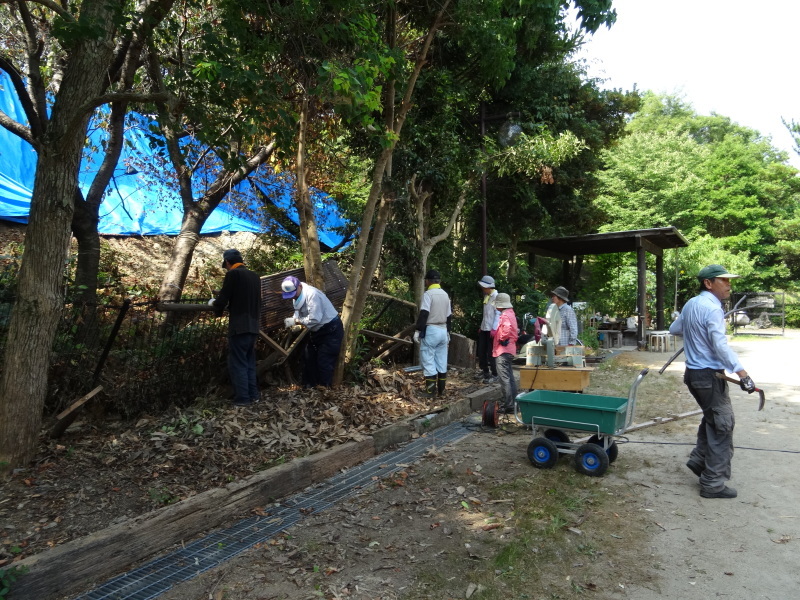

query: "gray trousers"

left=495, top=352, right=518, bottom=410
left=684, top=368, right=735, bottom=492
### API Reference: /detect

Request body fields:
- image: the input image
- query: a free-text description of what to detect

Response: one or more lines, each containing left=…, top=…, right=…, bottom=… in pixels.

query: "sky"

left=572, top=0, right=800, bottom=168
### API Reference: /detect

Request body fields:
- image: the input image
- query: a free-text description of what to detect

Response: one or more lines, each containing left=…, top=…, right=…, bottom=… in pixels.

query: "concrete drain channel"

left=76, top=420, right=473, bottom=600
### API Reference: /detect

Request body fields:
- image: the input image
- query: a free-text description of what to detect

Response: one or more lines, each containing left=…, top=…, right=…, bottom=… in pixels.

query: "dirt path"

left=127, top=333, right=800, bottom=600
left=610, top=331, right=800, bottom=599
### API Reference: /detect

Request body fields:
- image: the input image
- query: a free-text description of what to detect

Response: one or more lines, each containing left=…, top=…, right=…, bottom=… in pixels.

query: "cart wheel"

left=544, top=428, right=570, bottom=446
left=574, top=443, right=610, bottom=477
left=528, top=438, right=559, bottom=469
left=588, top=434, right=619, bottom=464
left=482, top=400, right=499, bottom=428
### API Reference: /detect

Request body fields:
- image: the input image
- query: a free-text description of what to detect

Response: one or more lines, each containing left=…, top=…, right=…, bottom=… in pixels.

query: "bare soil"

left=0, top=367, right=483, bottom=567
left=2, top=345, right=704, bottom=600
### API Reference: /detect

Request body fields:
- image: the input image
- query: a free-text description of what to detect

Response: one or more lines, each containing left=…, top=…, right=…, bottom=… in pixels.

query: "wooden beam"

left=361, top=329, right=414, bottom=344
left=635, top=235, right=662, bottom=257
left=367, top=290, right=417, bottom=310
left=54, top=386, right=103, bottom=421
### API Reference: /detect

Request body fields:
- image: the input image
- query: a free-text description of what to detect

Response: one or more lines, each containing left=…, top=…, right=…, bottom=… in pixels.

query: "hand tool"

left=715, top=372, right=766, bottom=411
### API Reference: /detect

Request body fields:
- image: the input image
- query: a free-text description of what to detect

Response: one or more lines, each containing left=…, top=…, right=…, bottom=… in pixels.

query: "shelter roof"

left=518, top=226, right=688, bottom=259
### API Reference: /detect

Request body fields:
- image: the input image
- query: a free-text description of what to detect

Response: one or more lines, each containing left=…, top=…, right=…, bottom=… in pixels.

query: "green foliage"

left=148, top=487, right=177, bottom=506
left=485, top=128, right=587, bottom=178
left=784, top=304, right=800, bottom=328
left=595, top=92, right=800, bottom=298
left=578, top=324, right=600, bottom=351
left=0, top=565, right=28, bottom=599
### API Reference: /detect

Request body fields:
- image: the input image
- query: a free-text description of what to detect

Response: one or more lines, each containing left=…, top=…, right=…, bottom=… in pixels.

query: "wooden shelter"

left=518, top=227, right=689, bottom=348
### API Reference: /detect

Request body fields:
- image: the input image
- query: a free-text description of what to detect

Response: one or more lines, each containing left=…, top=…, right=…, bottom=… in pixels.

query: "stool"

left=647, top=331, right=671, bottom=352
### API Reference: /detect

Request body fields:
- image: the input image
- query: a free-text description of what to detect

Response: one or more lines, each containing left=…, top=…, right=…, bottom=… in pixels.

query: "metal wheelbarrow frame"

left=514, top=368, right=649, bottom=476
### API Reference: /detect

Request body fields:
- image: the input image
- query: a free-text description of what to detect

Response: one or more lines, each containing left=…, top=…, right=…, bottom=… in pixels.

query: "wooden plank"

left=259, top=330, right=290, bottom=356
left=12, top=438, right=375, bottom=600
left=363, top=324, right=416, bottom=362
left=518, top=366, right=593, bottom=392
left=361, top=329, right=413, bottom=344
left=156, top=303, right=214, bottom=312
left=54, top=386, right=103, bottom=421
left=367, top=290, right=417, bottom=310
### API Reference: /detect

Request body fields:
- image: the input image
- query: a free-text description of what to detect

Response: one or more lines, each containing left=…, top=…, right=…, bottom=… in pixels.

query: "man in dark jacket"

left=209, top=249, right=262, bottom=406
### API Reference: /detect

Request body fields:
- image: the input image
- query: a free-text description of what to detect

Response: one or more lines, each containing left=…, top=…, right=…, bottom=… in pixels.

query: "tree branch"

left=0, top=56, right=43, bottom=141
left=0, top=108, right=35, bottom=146
left=23, top=0, right=75, bottom=22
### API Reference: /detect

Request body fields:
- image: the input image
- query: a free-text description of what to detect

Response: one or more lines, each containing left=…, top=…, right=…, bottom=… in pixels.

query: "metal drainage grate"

left=76, top=420, right=472, bottom=600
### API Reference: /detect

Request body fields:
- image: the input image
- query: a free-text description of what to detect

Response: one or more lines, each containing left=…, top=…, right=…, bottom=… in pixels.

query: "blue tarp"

left=0, top=71, right=348, bottom=247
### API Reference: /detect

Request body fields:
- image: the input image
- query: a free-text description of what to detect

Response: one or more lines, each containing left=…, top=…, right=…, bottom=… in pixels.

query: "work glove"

left=740, top=375, right=756, bottom=394
left=499, top=339, right=509, bottom=346
left=284, top=317, right=296, bottom=329
left=207, top=298, right=216, bottom=306
left=413, top=331, right=420, bottom=344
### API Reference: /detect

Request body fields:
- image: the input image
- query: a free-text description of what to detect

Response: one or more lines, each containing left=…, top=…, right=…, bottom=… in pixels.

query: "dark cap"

left=424, top=269, right=441, bottom=282
left=222, top=248, right=243, bottom=268
left=698, top=264, right=739, bottom=280
left=281, top=276, right=301, bottom=299
left=550, top=286, right=569, bottom=302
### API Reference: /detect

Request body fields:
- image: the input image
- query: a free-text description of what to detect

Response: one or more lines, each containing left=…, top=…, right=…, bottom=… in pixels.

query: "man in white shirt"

left=415, top=270, right=452, bottom=397
left=282, top=276, right=343, bottom=387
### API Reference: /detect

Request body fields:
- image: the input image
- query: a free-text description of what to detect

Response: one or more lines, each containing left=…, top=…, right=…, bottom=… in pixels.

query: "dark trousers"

left=495, top=352, right=517, bottom=409
left=303, top=317, right=344, bottom=387
left=476, top=330, right=497, bottom=376
left=685, top=368, right=735, bottom=492
left=228, top=332, right=258, bottom=403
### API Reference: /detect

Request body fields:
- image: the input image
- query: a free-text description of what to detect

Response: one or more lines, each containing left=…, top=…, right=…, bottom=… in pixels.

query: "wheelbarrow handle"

left=623, top=368, right=649, bottom=429
left=715, top=372, right=766, bottom=411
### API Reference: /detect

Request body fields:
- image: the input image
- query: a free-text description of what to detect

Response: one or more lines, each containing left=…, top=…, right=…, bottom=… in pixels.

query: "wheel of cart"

left=574, top=442, right=609, bottom=476
left=587, top=434, right=618, bottom=463
left=527, top=437, right=559, bottom=469
left=516, top=368, right=648, bottom=476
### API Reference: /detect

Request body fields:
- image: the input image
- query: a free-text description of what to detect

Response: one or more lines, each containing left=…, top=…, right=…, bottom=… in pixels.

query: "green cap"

left=698, top=264, right=739, bottom=280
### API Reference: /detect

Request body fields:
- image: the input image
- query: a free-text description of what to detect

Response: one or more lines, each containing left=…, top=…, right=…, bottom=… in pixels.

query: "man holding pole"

left=669, top=264, right=757, bottom=499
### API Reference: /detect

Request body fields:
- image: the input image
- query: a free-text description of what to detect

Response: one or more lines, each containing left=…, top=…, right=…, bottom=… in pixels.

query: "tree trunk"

left=159, top=210, right=205, bottom=302
left=72, top=100, right=128, bottom=310
left=0, top=0, right=122, bottom=473
left=0, top=157, right=78, bottom=470
left=294, top=96, right=325, bottom=290
left=507, top=231, right=518, bottom=280
left=332, top=2, right=449, bottom=385
left=71, top=192, right=102, bottom=339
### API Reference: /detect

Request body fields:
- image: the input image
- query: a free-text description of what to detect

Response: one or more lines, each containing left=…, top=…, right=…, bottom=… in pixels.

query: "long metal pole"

left=480, top=101, right=488, bottom=276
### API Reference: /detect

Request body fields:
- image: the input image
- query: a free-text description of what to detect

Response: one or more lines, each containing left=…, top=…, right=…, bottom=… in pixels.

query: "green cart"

left=515, top=368, right=649, bottom=476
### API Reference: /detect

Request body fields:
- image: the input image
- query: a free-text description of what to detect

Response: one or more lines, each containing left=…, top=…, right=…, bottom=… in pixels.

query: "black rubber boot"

left=437, top=373, right=447, bottom=396
left=423, top=376, right=437, bottom=398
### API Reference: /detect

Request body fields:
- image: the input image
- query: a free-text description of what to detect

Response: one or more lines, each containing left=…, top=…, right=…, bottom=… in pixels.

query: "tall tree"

left=0, top=0, right=176, bottom=474
left=333, top=0, right=619, bottom=382
left=593, top=92, right=800, bottom=306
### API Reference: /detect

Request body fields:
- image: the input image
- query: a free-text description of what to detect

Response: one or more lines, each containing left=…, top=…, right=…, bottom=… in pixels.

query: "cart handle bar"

left=624, top=368, right=649, bottom=430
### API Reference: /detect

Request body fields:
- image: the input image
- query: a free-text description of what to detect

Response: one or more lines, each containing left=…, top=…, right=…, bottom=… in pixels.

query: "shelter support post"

left=636, top=241, right=647, bottom=349
left=656, top=254, right=665, bottom=330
